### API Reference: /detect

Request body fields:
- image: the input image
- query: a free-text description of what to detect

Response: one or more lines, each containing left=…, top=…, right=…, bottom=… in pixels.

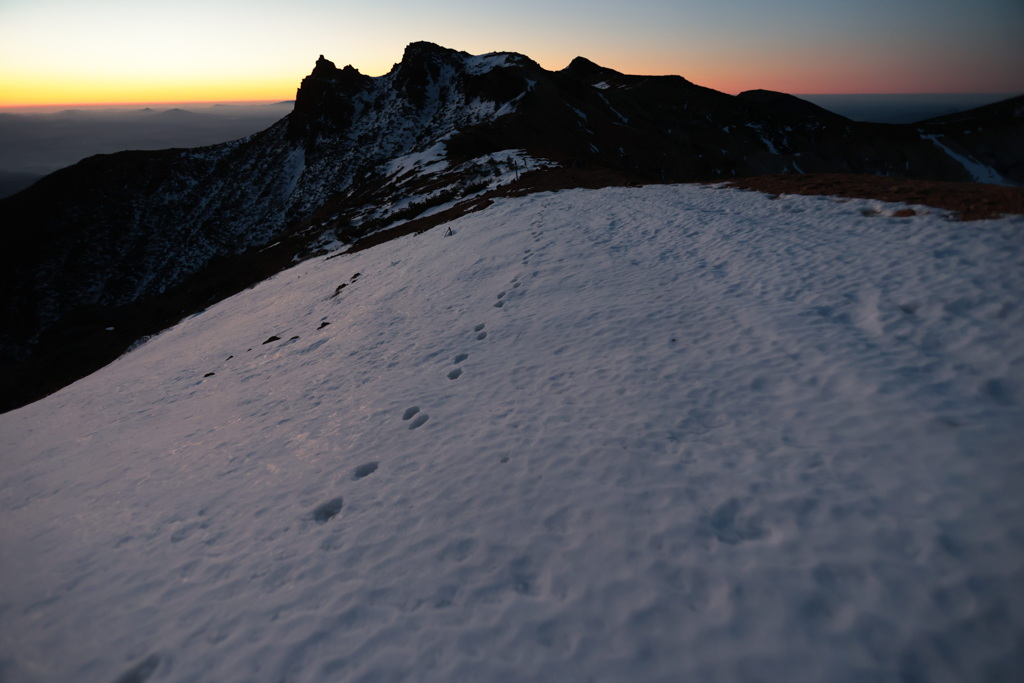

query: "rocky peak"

left=289, top=54, right=372, bottom=142
left=563, top=56, right=608, bottom=76
left=400, top=41, right=470, bottom=65
left=310, top=54, right=338, bottom=77
left=563, top=56, right=632, bottom=82
left=389, top=42, right=472, bottom=109
left=295, top=55, right=370, bottom=102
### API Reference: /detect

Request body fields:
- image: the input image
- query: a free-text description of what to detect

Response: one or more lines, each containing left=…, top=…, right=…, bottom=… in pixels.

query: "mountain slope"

left=1, top=42, right=1022, bottom=413
left=915, top=94, right=1024, bottom=185
left=2, top=184, right=1022, bottom=682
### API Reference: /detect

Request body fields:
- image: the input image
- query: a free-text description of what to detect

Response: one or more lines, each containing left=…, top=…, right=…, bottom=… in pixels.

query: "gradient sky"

left=2, top=0, right=1023, bottom=107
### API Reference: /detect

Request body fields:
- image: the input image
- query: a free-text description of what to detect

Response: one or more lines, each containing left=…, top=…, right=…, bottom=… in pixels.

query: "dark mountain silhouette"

left=736, top=89, right=848, bottom=122
left=1, top=41, right=1022, bottom=412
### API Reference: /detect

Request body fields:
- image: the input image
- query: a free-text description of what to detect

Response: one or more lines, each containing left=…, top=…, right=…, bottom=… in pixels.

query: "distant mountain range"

left=1, top=41, right=1022, bottom=411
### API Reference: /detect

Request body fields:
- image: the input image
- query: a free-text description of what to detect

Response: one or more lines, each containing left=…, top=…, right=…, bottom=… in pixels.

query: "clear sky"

left=1, top=0, right=1022, bottom=107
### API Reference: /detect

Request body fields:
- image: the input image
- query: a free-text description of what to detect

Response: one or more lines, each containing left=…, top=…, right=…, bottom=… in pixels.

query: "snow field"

left=1, top=184, right=1022, bottom=682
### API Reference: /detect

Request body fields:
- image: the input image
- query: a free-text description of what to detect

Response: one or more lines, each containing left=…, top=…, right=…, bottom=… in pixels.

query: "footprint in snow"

left=352, top=462, right=378, bottom=480
left=448, top=368, right=463, bottom=380
left=311, top=497, right=344, bottom=524
left=401, top=406, right=431, bottom=430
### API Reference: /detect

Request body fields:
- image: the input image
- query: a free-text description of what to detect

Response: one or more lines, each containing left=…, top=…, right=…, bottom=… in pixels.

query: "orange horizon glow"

left=0, top=99, right=294, bottom=110
left=2, top=37, right=1022, bottom=109
left=3, top=63, right=1019, bottom=110
left=0, top=99, right=293, bottom=113
left=2, top=0, right=1021, bottom=109
left=0, top=74, right=300, bottom=109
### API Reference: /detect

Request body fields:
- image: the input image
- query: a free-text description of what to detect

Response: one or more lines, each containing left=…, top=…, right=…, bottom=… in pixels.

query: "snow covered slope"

left=2, top=185, right=1022, bottom=682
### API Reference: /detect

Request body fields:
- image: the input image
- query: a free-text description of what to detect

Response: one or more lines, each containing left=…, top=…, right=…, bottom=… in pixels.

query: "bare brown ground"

left=720, top=173, right=1024, bottom=221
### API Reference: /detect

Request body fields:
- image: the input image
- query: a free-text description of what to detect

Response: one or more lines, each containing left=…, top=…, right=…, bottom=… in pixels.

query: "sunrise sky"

left=2, top=0, right=1023, bottom=108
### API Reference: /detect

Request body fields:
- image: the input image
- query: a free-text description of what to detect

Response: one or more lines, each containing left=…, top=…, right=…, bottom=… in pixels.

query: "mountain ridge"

left=1, top=41, right=1022, bottom=412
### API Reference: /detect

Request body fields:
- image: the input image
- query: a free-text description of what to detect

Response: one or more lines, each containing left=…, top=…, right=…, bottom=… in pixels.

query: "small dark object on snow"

left=312, top=496, right=344, bottom=523
left=350, top=272, right=361, bottom=281
left=318, top=321, right=331, bottom=329
left=352, top=461, right=379, bottom=479
left=289, top=336, right=299, bottom=341
left=203, top=372, right=215, bottom=377
left=262, top=335, right=281, bottom=344
left=445, top=227, right=454, bottom=237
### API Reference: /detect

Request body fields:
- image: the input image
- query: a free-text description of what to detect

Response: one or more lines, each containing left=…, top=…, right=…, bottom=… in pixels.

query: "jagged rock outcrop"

left=1, top=41, right=1021, bottom=411
left=288, top=55, right=372, bottom=143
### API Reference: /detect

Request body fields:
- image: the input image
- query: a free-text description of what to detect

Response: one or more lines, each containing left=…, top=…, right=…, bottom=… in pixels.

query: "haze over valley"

left=0, top=102, right=293, bottom=198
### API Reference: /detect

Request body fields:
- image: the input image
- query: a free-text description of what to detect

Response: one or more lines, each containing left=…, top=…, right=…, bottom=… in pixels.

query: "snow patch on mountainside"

left=465, top=52, right=521, bottom=75
left=361, top=150, right=559, bottom=234
left=385, top=141, right=450, bottom=178
left=921, top=133, right=1008, bottom=185
left=2, top=185, right=1022, bottom=682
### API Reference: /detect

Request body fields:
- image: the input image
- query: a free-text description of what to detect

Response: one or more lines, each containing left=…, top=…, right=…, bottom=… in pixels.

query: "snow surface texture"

left=2, top=185, right=1023, bottom=682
